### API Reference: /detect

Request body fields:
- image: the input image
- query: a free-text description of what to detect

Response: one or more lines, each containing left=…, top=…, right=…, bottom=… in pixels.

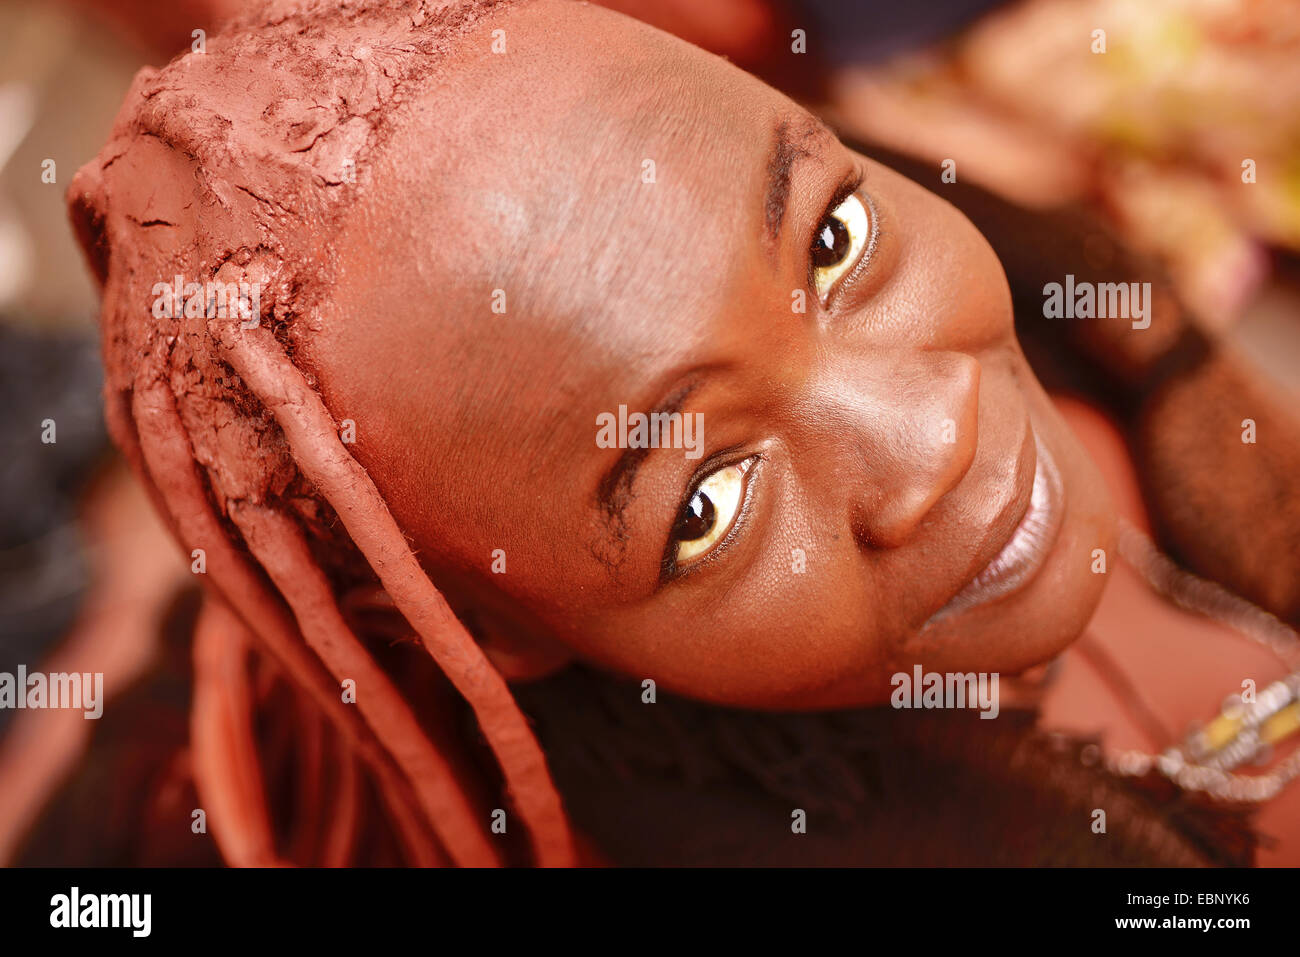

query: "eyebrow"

left=595, top=377, right=702, bottom=554
left=763, top=115, right=831, bottom=249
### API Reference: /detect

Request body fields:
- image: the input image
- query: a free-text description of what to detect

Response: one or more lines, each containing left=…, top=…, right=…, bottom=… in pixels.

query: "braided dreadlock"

left=68, top=0, right=575, bottom=867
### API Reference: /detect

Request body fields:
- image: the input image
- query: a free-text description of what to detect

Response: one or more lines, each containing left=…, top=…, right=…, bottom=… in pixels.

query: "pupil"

left=675, top=491, right=716, bottom=541
left=812, top=214, right=850, bottom=268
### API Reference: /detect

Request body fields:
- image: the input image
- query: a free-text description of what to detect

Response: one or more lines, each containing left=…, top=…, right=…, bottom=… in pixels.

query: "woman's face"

left=308, top=0, right=1115, bottom=708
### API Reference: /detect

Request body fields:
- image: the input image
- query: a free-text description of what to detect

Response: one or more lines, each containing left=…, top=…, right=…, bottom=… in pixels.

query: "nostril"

left=854, top=483, right=949, bottom=549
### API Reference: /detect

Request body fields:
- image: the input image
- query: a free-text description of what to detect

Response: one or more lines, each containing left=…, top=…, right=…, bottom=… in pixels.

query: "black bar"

left=0, top=866, right=1281, bottom=944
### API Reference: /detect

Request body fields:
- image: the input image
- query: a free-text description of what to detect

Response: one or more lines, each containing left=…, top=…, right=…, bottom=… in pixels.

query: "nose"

left=810, top=349, right=981, bottom=550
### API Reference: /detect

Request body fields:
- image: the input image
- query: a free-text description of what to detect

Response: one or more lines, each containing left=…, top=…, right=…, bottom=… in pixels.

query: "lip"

left=926, top=427, right=1064, bottom=623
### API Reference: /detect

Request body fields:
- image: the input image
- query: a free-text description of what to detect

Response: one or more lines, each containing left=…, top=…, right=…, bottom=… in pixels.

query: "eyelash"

left=659, top=449, right=762, bottom=583
left=806, top=164, right=871, bottom=307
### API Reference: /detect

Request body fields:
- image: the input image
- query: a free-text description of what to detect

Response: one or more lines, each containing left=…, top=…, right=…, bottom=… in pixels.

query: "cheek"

left=882, top=169, right=1016, bottom=352
left=585, top=532, right=893, bottom=709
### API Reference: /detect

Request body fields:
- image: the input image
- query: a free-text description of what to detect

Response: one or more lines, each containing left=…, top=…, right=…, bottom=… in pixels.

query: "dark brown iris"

left=812, top=214, right=850, bottom=268
left=674, top=491, right=716, bottom=541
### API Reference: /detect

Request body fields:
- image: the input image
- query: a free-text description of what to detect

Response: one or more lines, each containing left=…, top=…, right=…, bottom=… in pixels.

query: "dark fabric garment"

left=514, top=666, right=1256, bottom=867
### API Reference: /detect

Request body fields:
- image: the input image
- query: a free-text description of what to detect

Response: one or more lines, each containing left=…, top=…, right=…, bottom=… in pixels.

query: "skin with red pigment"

left=64, top=0, right=1300, bottom=867
left=301, top=0, right=1115, bottom=708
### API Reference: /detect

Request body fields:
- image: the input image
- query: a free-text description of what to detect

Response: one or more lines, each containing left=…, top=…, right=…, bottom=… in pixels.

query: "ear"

left=472, top=615, right=575, bottom=682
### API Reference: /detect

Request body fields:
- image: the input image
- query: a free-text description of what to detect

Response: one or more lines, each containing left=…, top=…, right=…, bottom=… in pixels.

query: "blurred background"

left=0, top=0, right=1297, bottom=860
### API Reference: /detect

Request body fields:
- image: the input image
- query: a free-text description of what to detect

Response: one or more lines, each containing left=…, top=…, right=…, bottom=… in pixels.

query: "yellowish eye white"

left=672, top=459, right=752, bottom=565
left=812, top=192, right=870, bottom=299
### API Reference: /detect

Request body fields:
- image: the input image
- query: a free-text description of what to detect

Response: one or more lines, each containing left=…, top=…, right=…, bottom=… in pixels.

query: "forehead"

left=316, top=1, right=805, bottom=580
left=374, top=0, right=789, bottom=363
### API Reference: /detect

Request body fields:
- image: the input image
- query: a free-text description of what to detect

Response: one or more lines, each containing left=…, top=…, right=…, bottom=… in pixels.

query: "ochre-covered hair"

left=67, top=0, right=576, bottom=866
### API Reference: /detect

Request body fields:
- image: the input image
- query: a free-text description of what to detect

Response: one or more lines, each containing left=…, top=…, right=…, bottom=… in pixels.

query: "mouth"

left=927, top=427, right=1064, bottom=623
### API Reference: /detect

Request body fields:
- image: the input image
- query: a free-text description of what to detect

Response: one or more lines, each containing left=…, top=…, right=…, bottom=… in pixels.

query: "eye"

left=811, top=191, right=870, bottom=299
left=670, top=458, right=754, bottom=566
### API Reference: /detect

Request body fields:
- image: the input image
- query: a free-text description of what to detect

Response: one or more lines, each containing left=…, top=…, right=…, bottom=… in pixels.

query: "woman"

left=45, top=0, right=1298, bottom=865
